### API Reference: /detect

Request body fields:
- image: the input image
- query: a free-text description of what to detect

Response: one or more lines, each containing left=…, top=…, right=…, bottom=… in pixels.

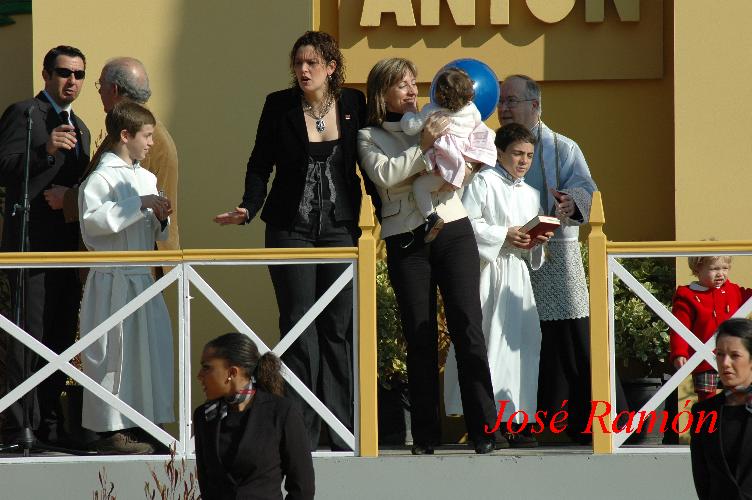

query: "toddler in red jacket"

left=670, top=255, right=752, bottom=401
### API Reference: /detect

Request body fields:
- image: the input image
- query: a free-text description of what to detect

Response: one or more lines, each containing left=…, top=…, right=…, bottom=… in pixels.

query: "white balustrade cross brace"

left=0, top=257, right=359, bottom=462
left=608, top=257, right=752, bottom=451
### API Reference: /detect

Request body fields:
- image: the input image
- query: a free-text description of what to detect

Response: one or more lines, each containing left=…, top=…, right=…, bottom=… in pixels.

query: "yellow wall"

left=674, top=1, right=752, bottom=282
left=0, top=14, right=33, bottom=109
left=675, top=1, right=752, bottom=239
left=32, top=0, right=312, bottom=411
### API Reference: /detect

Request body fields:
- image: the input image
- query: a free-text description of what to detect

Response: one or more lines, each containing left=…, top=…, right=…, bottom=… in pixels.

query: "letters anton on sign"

left=359, top=0, right=640, bottom=27
left=338, top=0, right=662, bottom=84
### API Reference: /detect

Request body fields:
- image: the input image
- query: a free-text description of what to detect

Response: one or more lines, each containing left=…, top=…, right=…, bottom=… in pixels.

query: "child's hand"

left=506, top=226, right=532, bottom=249
left=534, top=231, right=555, bottom=245
left=141, top=194, right=172, bottom=221
left=673, top=356, right=687, bottom=370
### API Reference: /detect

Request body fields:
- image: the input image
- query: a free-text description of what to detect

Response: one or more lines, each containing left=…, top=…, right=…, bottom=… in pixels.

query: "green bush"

left=582, top=244, right=675, bottom=376
left=613, top=257, right=674, bottom=375
left=376, top=260, right=407, bottom=388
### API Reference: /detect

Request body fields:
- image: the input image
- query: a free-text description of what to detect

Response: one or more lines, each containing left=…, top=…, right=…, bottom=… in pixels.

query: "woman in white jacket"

left=357, top=58, right=505, bottom=454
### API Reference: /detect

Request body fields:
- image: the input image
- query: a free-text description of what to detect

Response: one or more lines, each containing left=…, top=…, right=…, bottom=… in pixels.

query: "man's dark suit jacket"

left=691, top=393, right=752, bottom=499
left=0, top=91, right=90, bottom=251
left=193, top=390, right=315, bottom=500
left=239, top=86, right=375, bottom=228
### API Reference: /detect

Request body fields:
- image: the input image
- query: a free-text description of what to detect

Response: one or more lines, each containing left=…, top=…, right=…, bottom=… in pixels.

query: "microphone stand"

left=0, top=106, right=92, bottom=456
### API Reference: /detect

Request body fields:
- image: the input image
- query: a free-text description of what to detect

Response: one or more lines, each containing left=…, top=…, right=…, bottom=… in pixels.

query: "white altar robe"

left=79, top=152, right=174, bottom=432
left=444, top=166, right=545, bottom=422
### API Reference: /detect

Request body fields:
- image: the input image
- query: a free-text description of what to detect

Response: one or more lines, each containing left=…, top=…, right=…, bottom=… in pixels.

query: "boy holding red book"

left=444, top=123, right=553, bottom=447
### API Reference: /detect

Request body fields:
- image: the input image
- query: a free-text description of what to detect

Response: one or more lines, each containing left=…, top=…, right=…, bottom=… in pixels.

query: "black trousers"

left=537, top=317, right=628, bottom=442
left=265, top=217, right=356, bottom=451
left=385, top=218, right=498, bottom=445
left=3, top=267, right=81, bottom=441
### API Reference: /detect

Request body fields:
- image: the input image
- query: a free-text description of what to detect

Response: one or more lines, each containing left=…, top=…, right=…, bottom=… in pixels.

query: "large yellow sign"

left=339, top=0, right=662, bottom=83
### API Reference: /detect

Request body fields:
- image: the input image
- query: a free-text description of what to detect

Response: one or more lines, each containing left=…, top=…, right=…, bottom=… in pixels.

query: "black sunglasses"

left=52, top=67, right=86, bottom=80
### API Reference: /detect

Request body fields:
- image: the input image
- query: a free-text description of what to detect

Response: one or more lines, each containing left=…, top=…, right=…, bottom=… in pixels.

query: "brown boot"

left=93, top=429, right=155, bottom=455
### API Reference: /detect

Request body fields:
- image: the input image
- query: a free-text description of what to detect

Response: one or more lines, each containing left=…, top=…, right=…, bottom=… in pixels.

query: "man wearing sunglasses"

left=48, top=56, right=180, bottom=261
left=0, top=45, right=91, bottom=448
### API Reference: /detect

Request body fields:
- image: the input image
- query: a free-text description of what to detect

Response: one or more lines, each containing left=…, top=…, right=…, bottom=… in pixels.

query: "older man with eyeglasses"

left=0, top=45, right=92, bottom=448
left=43, top=57, right=180, bottom=261
left=498, top=74, right=601, bottom=444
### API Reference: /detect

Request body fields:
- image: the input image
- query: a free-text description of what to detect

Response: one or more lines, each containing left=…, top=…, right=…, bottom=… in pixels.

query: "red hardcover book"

left=520, top=215, right=560, bottom=249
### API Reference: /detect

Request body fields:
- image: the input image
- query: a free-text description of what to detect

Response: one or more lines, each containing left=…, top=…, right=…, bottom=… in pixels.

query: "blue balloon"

left=430, top=59, right=500, bottom=121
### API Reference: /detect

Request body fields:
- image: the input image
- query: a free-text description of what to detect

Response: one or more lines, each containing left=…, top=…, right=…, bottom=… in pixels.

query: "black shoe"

left=494, top=433, right=510, bottom=449
left=423, top=213, right=444, bottom=243
left=474, top=439, right=495, bottom=454
left=411, top=444, right=435, bottom=455
left=505, top=432, right=538, bottom=448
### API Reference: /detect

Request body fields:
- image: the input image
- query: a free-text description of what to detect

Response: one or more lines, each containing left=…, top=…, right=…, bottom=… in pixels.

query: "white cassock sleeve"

left=462, top=174, right=508, bottom=264
left=80, top=172, right=144, bottom=237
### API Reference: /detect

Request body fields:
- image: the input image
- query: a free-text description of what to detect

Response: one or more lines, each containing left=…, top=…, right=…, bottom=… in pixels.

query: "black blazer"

left=0, top=92, right=90, bottom=251
left=239, top=87, right=368, bottom=229
left=691, top=393, right=752, bottom=499
left=193, top=391, right=315, bottom=500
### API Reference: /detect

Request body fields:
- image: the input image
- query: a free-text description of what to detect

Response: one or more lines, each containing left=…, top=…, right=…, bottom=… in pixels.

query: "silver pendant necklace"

left=302, top=94, right=333, bottom=133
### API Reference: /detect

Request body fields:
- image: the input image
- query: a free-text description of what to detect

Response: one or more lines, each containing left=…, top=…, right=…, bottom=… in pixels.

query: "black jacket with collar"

left=193, top=390, right=315, bottom=500
left=239, top=86, right=368, bottom=229
left=0, top=91, right=90, bottom=251
left=691, top=392, right=752, bottom=499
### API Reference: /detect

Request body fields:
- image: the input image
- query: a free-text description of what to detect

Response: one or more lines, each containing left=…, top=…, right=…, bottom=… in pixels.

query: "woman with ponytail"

left=194, top=333, right=315, bottom=500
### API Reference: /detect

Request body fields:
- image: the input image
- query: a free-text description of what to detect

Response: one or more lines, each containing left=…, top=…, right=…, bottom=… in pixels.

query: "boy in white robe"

left=444, top=123, right=552, bottom=447
left=78, top=101, right=174, bottom=454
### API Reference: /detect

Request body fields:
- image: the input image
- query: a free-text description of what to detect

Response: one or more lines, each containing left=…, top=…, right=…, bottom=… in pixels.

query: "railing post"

left=588, top=191, right=613, bottom=454
left=357, top=195, right=378, bottom=456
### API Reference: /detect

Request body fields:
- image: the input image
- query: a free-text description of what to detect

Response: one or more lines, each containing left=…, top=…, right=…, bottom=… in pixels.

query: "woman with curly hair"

left=214, top=31, right=368, bottom=451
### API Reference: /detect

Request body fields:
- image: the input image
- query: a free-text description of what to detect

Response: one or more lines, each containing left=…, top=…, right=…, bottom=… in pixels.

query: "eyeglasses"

left=52, top=67, right=86, bottom=80
left=499, top=97, right=535, bottom=108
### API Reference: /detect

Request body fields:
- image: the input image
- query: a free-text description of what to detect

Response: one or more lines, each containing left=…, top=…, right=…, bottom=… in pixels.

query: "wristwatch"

left=46, top=154, right=56, bottom=166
